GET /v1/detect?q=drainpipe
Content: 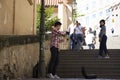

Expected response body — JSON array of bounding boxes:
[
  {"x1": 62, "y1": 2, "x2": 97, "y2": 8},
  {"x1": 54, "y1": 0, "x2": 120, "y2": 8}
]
[
  {"x1": 13, "y1": 0, "x2": 15, "y2": 34},
  {"x1": 33, "y1": 0, "x2": 35, "y2": 34}
]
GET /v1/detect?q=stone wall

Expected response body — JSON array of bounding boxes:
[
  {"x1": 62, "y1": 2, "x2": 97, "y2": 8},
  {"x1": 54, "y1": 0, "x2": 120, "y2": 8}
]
[
  {"x1": 0, "y1": 35, "x2": 51, "y2": 79},
  {"x1": 0, "y1": 35, "x2": 69, "y2": 79},
  {"x1": 0, "y1": 43, "x2": 39, "y2": 78}
]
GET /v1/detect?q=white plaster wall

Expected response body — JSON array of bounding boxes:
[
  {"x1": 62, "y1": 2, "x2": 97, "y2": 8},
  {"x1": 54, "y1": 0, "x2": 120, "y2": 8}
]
[{"x1": 58, "y1": 3, "x2": 64, "y2": 31}]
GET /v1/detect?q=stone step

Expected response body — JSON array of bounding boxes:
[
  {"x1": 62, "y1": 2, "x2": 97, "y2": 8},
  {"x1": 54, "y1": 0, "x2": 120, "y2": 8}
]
[
  {"x1": 59, "y1": 59, "x2": 120, "y2": 62},
  {"x1": 57, "y1": 73, "x2": 120, "y2": 79},
  {"x1": 57, "y1": 68, "x2": 120, "y2": 73},
  {"x1": 58, "y1": 64, "x2": 120, "y2": 68},
  {"x1": 59, "y1": 57, "x2": 120, "y2": 60},
  {"x1": 57, "y1": 50, "x2": 120, "y2": 78},
  {"x1": 60, "y1": 52, "x2": 120, "y2": 55},
  {"x1": 60, "y1": 50, "x2": 120, "y2": 55},
  {"x1": 60, "y1": 49, "x2": 120, "y2": 52},
  {"x1": 11, "y1": 78, "x2": 120, "y2": 80}
]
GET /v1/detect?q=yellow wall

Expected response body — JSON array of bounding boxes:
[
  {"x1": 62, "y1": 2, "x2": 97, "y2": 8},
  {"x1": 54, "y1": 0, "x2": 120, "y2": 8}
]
[
  {"x1": 0, "y1": 0, "x2": 36, "y2": 35},
  {"x1": 0, "y1": 0, "x2": 14, "y2": 35},
  {"x1": 14, "y1": 0, "x2": 36, "y2": 35}
]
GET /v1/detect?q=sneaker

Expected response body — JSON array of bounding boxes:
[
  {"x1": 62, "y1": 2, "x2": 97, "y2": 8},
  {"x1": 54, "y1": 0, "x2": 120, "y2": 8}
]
[
  {"x1": 47, "y1": 73, "x2": 54, "y2": 79},
  {"x1": 104, "y1": 55, "x2": 110, "y2": 59},
  {"x1": 54, "y1": 74, "x2": 60, "y2": 79}
]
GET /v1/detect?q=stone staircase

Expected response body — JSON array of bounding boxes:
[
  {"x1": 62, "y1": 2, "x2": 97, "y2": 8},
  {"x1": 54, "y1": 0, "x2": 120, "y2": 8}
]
[{"x1": 57, "y1": 49, "x2": 120, "y2": 79}]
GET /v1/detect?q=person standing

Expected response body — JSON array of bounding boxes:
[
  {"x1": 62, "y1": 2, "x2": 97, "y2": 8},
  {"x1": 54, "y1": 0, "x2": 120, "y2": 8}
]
[
  {"x1": 67, "y1": 22, "x2": 75, "y2": 49},
  {"x1": 98, "y1": 19, "x2": 110, "y2": 58},
  {"x1": 47, "y1": 21, "x2": 65, "y2": 79},
  {"x1": 86, "y1": 28, "x2": 96, "y2": 49},
  {"x1": 74, "y1": 21, "x2": 84, "y2": 50}
]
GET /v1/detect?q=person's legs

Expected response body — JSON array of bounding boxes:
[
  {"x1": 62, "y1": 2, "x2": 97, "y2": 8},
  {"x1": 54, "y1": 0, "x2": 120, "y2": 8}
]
[
  {"x1": 90, "y1": 44, "x2": 94, "y2": 50},
  {"x1": 88, "y1": 44, "x2": 92, "y2": 49},
  {"x1": 91, "y1": 44, "x2": 95, "y2": 49},
  {"x1": 76, "y1": 34, "x2": 81, "y2": 50},
  {"x1": 76, "y1": 34, "x2": 84, "y2": 50},
  {"x1": 52, "y1": 48, "x2": 59, "y2": 75},
  {"x1": 69, "y1": 34, "x2": 72, "y2": 49},
  {"x1": 102, "y1": 35, "x2": 109, "y2": 57},
  {"x1": 80, "y1": 34, "x2": 84, "y2": 45},
  {"x1": 79, "y1": 34, "x2": 84, "y2": 49},
  {"x1": 48, "y1": 46, "x2": 58, "y2": 75},
  {"x1": 99, "y1": 38, "x2": 104, "y2": 56},
  {"x1": 70, "y1": 34, "x2": 75, "y2": 49}
]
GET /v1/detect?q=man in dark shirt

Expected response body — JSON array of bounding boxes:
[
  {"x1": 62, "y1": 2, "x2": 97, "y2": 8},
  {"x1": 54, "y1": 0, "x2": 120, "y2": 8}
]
[{"x1": 98, "y1": 19, "x2": 109, "y2": 59}]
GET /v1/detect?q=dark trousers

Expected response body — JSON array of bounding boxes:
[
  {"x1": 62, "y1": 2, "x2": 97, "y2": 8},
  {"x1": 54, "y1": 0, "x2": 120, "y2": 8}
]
[
  {"x1": 48, "y1": 46, "x2": 59, "y2": 75},
  {"x1": 76, "y1": 34, "x2": 84, "y2": 50},
  {"x1": 70, "y1": 34, "x2": 76, "y2": 49},
  {"x1": 99, "y1": 35, "x2": 108, "y2": 56}
]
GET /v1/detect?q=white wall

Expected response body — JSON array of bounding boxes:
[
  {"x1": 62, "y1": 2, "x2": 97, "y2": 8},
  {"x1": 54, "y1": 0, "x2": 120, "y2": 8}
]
[
  {"x1": 76, "y1": 0, "x2": 120, "y2": 36},
  {"x1": 58, "y1": 3, "x2": 72, "y2": 31}
]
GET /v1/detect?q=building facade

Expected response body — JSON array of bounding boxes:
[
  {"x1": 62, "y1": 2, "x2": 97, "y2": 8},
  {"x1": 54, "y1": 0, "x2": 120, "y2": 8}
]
[
  {"x1": 76, "y1": 0, "x2": 120, "y2": 36},
  {"x1": 0, "y1": 0, "x2": 36, "y2": 35}
]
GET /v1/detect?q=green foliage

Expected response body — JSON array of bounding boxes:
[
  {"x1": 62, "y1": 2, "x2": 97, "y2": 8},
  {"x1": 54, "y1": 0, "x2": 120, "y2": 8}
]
[
  {"x1": 44, "y1": 7, "x2": 54, "y2": 21},
  {"x1": 36, "y1": 5, "x2": 59, "y2": 34},
  {"x1": 45, "y1": 17, "x2": 59, "y2": 31},
  {"x1": 72, "y1": 9, "x2": 85, "y2": 22},
  {"x1": 36, "y1": 5, "x2": 41, "y2": 30}
]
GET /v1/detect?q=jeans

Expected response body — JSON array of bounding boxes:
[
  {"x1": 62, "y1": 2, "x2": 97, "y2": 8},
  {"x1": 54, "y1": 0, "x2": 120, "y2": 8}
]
[
  {"x1": 99, "y1": 35, "x2": 108, "y2": 56},
  {"x1": 48, "y1": 46, "x2": 59, "y2": 75},
  {"x1": 76, "y1": 34, "x2": 84, "y2": 50},
  {"x1": 70, "y1": 34, "x2": 75, "y2": 49}
]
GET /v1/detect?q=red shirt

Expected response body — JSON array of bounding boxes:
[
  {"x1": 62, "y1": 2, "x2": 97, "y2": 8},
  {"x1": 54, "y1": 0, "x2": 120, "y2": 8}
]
[{"x1": 50, "y1": 29, "x2": 65, "y2": 48}]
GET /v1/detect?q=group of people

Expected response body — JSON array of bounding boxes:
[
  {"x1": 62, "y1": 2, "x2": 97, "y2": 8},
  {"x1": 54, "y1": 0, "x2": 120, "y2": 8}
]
[
  {"x1": 47, "y1": 19, "x2": 110, "y2": 79},
  {"x1": 68, "y1": 21, "x2": 96, "y2": 50},
  {"x1": 68, "y1": 21, "x2": 85, "y2": 50}
]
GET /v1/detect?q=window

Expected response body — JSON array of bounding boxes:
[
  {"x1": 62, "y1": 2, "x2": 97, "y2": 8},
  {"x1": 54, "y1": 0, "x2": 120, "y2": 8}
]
[
  {"x1": 86, "y1": 16, "x2": 89, "y2": 25},
  {"x1": 86, "y1": 4, "x2": 89, "y2": 10},
  {"x1": 106, "y1": 9, "x2": 110, "y2": 16},
  {"x1": 99, "y1": 11, "x2": 103, "y2": 16},
  {"x1": 92, "y1": 14, "x2": 96, "y2": 18},
  {"x1": 92, "y1": 1, "x2": 96, "y2": 8}
]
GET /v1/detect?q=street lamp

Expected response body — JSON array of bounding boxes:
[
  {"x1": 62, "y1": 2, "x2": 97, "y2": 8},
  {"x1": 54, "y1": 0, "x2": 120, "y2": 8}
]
[
  {"x1": 38, "y1": 0, "x2": 46, "y2": 78},
  {"x1": 72, "y1": 0, "x2": 77, "y2": 22}
]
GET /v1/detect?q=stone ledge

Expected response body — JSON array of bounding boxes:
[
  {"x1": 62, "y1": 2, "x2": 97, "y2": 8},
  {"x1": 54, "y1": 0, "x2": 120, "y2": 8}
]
[{"x1": 0, "y1": 35, "x2": 39, "y2": 50}]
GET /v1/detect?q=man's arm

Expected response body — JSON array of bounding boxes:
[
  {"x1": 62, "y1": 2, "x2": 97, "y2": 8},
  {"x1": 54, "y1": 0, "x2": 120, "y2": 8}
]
[{"x1": 53, "y1": 29, "x2": 66, "y2": 36}]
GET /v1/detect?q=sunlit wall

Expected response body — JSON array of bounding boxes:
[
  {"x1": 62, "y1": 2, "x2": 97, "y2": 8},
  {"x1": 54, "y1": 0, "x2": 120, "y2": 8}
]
[{"x1": 76, "y1": 0, "x2": 120, "y2": 36}]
